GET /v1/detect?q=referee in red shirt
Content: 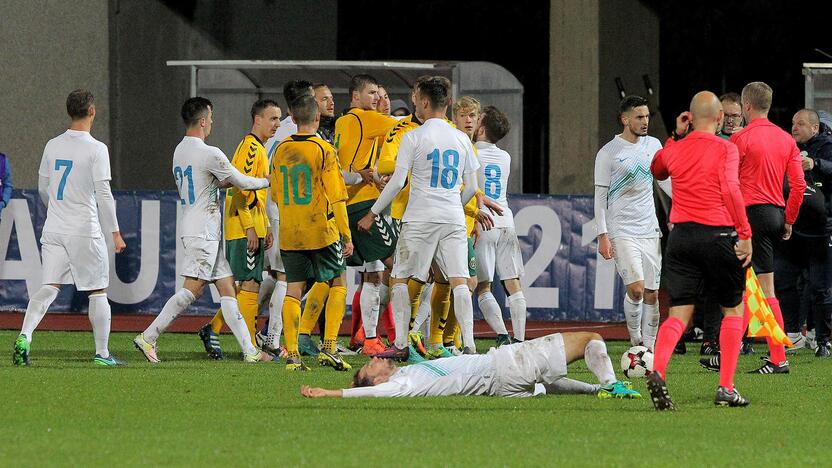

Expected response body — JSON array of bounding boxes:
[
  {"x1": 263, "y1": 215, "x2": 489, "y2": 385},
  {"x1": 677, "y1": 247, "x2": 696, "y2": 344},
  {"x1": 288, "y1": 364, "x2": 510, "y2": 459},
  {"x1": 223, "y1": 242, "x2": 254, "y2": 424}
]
[
  {"x1": 647, "y1": 91, "x2": 753, "y2": 410},
  {"x1": 701, "y1": 82, "x2": 806, "y2": 375}
]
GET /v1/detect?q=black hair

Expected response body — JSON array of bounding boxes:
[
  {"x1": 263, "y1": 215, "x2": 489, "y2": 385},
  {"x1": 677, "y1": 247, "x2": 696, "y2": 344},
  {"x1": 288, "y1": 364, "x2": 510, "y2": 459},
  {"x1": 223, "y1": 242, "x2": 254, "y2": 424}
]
[
  {"x1": 283, "y1": 80, "x2": 314, "y2": 108},
  {"x1": 180, "y1": 97, "x2": 213, "y2": 127},
  {"x1": 66, "y1": 89, "x2": 94, "y2": 120},
  {"x1": 480, "y1": 106, "x2": 511, "y2": 143},
  {"x1": 417, "y1": 76, "x2": 452, "y2": 110},
  {"x1": 618, "y1": 95, "x2": 649, "y2": 115},
  {"x1": 251, "y1": 99, "x2": 280, "y2": 121}
]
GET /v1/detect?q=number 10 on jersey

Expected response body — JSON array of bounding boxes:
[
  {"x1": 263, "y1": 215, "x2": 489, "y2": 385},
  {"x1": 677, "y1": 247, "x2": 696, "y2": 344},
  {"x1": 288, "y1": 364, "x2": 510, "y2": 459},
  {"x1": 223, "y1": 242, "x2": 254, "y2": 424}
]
[{"x1": 427, "y1": 148, "x2": 459, "y2": 189}]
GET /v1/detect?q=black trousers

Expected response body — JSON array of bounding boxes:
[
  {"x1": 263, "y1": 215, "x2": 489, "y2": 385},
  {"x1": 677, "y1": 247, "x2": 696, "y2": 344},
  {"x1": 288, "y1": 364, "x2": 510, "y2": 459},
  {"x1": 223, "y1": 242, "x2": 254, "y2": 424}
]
[{"x1": 774, "y1": 233, "x2": 832, "y2": 344}]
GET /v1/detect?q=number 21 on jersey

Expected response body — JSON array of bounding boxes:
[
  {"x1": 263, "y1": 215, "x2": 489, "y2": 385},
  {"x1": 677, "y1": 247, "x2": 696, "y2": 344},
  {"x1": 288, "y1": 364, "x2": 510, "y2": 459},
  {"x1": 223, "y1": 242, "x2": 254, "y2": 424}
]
[
  {"x1": 426, "y1": 148, "x2": 459, "y2": 189},
  {"x1": 173, "y1": 165, "x2": 195, "y2": 205}
]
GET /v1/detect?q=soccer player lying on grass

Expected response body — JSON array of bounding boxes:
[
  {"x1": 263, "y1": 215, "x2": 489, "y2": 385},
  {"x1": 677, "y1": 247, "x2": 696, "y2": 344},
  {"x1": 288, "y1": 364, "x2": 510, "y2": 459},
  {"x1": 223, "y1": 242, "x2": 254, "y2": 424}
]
[{"x1": 299, "y1": 332, "x2": 641, "y2": 399}]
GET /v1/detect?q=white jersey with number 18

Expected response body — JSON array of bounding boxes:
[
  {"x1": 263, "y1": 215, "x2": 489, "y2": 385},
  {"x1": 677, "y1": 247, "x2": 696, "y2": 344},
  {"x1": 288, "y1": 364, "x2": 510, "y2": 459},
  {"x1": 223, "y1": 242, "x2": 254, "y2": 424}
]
[
  {"x1": 38, "y1": 129, "x2": 111, "y2": 238},
  {"x1": 474, "y1": 141, "x2": 515, "y2": 229},
  {"x1": 396, "y1": 118, "x2": 480, "y2": 226}
]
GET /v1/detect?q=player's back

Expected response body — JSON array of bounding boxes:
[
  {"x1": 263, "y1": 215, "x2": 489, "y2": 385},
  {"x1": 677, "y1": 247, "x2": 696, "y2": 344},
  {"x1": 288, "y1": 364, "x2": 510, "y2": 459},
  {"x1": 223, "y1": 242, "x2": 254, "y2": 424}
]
[
  {"x1": 474, "y1": 140, "x2": 514, "y2": 228},
  {"x1": 401, "y1": 118, "x2": 478, "y2": 226},
  {"x1": 271, "y1": 134, "x2": 342, "y2": 251},
  {"x1": 39, "y1": 130, "x2": 110, "y2": 238},
  {"x1": 731, "y1": 118, "x2": 800, "y2": 206},
  {"x1": 172, "y1": 136, "x2": 229, "y2": 241}
]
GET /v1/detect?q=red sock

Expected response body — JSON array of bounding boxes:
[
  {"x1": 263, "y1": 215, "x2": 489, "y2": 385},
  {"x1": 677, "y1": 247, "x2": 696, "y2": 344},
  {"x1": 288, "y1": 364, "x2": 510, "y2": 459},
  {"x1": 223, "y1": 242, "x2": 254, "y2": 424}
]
[
  {"x1": 652, "y1": 316, "x2": 686, "y2": 379},
  {"x1": 382, "y1": 303, "x2": 396, "y2": 342},
  {"x1": 719, "y1": 315, "x2": 743, "y2": 391},
  {"x1": 767, "y1": 298, "x2": 786, "y2": 365},
  {"x1": 351, "y1": 289, "x2": 362, "y2": 340}
]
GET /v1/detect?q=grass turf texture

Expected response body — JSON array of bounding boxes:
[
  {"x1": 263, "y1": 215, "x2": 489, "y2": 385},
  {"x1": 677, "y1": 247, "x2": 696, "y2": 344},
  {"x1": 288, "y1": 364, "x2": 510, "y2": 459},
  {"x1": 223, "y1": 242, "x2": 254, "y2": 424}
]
[{"x1": 2, "y1": 331, "x2": 831, "y2": 466}]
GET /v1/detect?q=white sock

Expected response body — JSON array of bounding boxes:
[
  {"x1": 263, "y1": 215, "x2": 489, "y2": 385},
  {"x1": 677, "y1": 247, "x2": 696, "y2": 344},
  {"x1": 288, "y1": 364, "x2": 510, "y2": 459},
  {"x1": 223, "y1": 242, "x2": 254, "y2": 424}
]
[
  {"x1": 378, "y1": 282, "x2": 390, "y2": 311},
  {"x1": 267, "y1": 280, "x2": 287, "y2": 348},
  {"x1": 361, "y1": 282, "x2": 381, "y2": 339},
  {"x1": 392, "y1": 283, "x2": 410, "y2": 349},
  {"x1": 258, "y1": 275, "x2": 276, "y2": 314},
  {"x1": 144, "y1": 289, "x2": 195, "y2": 344},
  {"x1": 508, "y1": 291, "x2": 527, "y2": 341},
  {"x1": 453, "y1": 285, "x2": 475, "y2": 349},
  {"x1": 478, "y1": 291, "x2": 508, "y2": 335},
  {"x1": 412, "y1": 283, "x2": 432, "y2": 336},
  {"x1": 220, "y1": 296, "x2": 258, "y2": 355},
  {"x1": 20, "y1": 285, "x2": 60, "y2": 342},
  {"x1": 623, "y1": 293, "x2": 643, "y2": 346},
  {"x1": 415, "y1": 283, "x2": 434, "y2": 339},
  {"x1": 541, "y1": 378, "x2": 600, "y2": 395},
  {"x1": 88, "y1": 293, "x2": 112, "y2": 358},
  {"x1": 641, "y1": 300, "x2": 660, "y2": 349},
  {"x1": 585, "y1": 339, "x2": 617, "y2": 386}
]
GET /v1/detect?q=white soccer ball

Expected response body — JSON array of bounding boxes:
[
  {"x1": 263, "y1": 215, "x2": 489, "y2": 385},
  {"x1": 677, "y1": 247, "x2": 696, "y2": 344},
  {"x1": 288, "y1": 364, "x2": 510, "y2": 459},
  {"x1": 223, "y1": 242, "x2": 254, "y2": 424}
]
[{"x1": 620, "y1": 345, "x2": 654, "y2": 379}]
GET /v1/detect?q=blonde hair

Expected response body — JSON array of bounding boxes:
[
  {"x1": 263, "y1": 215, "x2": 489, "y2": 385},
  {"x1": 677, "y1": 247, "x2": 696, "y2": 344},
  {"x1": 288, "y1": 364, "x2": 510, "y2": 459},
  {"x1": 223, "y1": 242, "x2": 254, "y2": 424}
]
[
  {"x1": 452, "y1": 95, "x2": 481, "y2": 116},
  {"x1": 741, "y1": 82, "x2": 773, "y2": 112}
]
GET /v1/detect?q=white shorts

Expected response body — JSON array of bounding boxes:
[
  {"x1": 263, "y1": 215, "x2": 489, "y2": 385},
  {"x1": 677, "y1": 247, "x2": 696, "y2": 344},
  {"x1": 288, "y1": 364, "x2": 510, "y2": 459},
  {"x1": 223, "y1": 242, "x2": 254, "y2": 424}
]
[
  {"x1": 475, "y1": 227, "x2": 525, "y2": 283},
  {"x1": 264, "y1": 219, "x2": 284, "y2": 273},
  {"x1": 40, "y1": 232, "x2": 109, "y2": 291},
  {"x1": 491, "y1": 333, "x2": 567, "y2": 397},
  {"x1": 180, "y1": 236, "x2": 233, "y2": 282},
  {"x1": 610, "y1": 237, "x2": 661, "y2": 290},
  {"x1": 392, "y1": 222, "x2": 468, "y2": 282}
]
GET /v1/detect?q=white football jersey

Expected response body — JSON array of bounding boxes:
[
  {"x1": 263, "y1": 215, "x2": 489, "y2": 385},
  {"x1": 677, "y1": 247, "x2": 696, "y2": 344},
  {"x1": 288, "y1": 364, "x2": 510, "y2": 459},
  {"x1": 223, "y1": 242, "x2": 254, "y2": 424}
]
[
  {"x1": 474, "y1": 141, "x2": 514, "y2": 228},
  {"x1": 39, "y1": 130, "x2": 111, "y2": 238},
  {"x1": 172, "y1": 136, "x2": 236, "y2": 240},
  {"x1": 396, "y1": 118, "x2": 480, "y2": 226},
  {"x1": 264, "y1": 115, "x2": 297, "y2": 163},
  {"x1": 594, "y1": 135, "x2": 663, "y2": 239}
]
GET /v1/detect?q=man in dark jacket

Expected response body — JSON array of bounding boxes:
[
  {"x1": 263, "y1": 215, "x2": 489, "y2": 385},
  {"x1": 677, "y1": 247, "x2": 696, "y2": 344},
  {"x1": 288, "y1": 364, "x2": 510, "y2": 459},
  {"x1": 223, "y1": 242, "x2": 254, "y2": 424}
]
[{"x1": 779, "y1": 109, "x2": 832, "y2": 357}]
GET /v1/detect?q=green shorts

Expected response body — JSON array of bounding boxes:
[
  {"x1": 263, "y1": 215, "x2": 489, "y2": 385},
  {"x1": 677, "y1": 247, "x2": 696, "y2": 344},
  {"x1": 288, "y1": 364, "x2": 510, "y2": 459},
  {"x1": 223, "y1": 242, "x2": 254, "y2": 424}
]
[
  {"x1": 468, "y1": 236, "x2": 477, "y2": 277},
  {"x1": 226, "y1": 238, "x2": 265, "y2": 283},
  {"x1": 347, "y1": 200, "x2": 397, "y2": 266},
  {"x1": 281, "y1": 242, "x2": 346, "y2": 283}
]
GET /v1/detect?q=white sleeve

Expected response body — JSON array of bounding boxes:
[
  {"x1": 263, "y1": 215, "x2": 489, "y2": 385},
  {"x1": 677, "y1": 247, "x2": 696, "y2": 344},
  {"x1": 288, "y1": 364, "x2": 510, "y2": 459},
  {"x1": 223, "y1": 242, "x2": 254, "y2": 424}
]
[
  {"x1": 370, "y1": 166, "x2": 407, "y2": 215},
  {"x1": 94, "y1": 179, "x2": 119, "y2": 233},
  {"x1": 394, "y1": 133, "x2": 417, "y2": 171},
  {"x1": 341, "y1": 170, "x2": 363, "y2": 185},
  {"x1": 92, "y1": 145, "x2": 112, "y2": 182},
  {"x1": 459, "y1": 141, "x2": 479, "y2": 204},
  {"x1": 266, "y1": 195, "x2": 279, "y2": 221},
  {"x1": 594, "y1": 185, "x2": 609, "y2": 236},
  {"x1": 38, "y1": 175, "x2": 50, "y2": 207},
  {"x1": 209, "y1": 150, "x2": 269, "y2": 190},
  {"x1": 342, "y1": 381, "x2": 407, "y2": 398},
  {"x1": 594, "y1": 148, "x2": 611, "y2": 187},
  {"x1": 657, "y1": 177, "x2": 672, "y2": 198}
]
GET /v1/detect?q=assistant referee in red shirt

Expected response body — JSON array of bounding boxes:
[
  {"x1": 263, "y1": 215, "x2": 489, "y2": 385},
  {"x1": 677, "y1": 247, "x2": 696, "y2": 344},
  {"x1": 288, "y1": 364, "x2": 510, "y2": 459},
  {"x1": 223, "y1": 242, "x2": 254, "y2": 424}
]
[{"x1": 647, "y1": 91, "x2": 753, "y2": 410}]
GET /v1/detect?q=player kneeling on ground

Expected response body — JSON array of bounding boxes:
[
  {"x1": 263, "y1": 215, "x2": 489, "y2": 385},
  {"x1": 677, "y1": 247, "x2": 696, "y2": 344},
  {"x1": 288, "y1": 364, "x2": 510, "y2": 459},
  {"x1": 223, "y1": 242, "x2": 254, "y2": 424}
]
[{"x1": 300, "y1": 332, "x2": 640, "y2": 399}]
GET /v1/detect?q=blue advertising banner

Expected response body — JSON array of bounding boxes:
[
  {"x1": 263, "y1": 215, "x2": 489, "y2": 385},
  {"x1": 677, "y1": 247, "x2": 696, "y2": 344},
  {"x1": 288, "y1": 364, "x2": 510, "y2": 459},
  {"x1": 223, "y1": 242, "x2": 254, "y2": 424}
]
[{"x1": 0, "y1": 190, "x2": 625, "y2": 320}]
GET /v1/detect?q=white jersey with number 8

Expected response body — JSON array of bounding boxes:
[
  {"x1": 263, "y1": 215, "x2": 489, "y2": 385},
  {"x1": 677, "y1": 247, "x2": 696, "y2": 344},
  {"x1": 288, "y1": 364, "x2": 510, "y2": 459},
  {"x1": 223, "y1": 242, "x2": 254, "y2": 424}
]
[{"x1": 474, "y1": 141, "x2": 514, "y2": 229}]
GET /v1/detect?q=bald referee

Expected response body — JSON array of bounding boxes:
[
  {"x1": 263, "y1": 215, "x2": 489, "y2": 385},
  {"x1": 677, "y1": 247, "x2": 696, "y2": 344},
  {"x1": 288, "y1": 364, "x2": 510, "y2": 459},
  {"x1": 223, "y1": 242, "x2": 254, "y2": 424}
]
[{"x1": 646, "y1": 91, "x2": 753, "y2": 410}]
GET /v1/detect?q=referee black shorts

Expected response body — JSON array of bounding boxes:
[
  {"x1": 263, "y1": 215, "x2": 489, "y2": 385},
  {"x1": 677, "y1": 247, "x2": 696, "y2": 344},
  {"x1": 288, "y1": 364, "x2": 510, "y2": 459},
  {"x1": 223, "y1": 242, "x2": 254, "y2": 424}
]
[
  {"x1": 663, "y1": 223, "x2": 746, "y2": 309},
  {"x1": 746, "y1": 204, "x2": 785, "y2": 274}
]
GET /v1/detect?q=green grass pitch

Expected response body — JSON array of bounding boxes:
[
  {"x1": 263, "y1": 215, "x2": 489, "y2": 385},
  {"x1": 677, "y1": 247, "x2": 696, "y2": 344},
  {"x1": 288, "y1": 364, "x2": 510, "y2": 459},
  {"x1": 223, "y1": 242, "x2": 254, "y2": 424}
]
[{"x1": 1, "y1": 330, "x2": 831, "y2": 466}]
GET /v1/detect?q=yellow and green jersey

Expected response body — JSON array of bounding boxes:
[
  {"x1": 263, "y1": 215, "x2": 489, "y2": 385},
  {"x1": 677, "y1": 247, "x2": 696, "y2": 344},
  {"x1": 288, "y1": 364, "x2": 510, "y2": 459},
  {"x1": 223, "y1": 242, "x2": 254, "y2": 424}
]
[
  {"x1": 224, "y1": 133, "x2": 270, "y2": 240},
  {"x1": 334, "y1": 107, "x2": 398, "y2": 206},
  {"x1": 271, "y1": 134, "x2": 349, "y2": 251}
]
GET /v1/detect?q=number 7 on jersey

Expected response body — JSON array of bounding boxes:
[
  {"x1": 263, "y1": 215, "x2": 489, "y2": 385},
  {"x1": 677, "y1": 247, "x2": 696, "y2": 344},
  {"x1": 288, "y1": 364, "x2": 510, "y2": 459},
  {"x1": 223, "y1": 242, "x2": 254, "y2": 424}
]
[{"x1": 54, "y1": 159, "x2": 73, "y2": 200}]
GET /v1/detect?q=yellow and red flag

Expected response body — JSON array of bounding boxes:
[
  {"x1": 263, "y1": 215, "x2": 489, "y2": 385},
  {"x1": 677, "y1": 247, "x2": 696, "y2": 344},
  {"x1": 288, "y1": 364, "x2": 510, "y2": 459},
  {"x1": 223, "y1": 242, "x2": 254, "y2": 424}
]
[{"x1": 744, "y1": 268, "x2": 793, "y2": 347}]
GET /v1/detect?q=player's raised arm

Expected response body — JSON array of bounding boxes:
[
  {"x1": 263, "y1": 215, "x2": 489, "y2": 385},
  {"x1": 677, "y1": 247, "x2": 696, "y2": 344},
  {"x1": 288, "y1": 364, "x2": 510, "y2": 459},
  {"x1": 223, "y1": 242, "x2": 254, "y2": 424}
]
[
  {"x1": 459, "y1": 140, "x2": 480, "y2": 205},
  {"x1": 359, "y1": 132, "x2": 415, "y2": 232}
]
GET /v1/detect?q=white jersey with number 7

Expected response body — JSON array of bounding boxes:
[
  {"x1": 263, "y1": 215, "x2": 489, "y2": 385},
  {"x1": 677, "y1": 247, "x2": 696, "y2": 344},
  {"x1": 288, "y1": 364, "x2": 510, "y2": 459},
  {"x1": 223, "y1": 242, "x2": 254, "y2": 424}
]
[{"x1": 395, "y1": 118, "x2": 480, "y2": 226}]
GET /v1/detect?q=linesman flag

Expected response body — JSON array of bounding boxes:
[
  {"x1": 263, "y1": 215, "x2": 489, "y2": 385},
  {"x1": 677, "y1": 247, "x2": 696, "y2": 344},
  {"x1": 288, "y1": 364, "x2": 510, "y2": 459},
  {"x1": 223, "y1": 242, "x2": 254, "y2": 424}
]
[{"x1": 744, "y1": 268, "x2": 793, "y2": 347}]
